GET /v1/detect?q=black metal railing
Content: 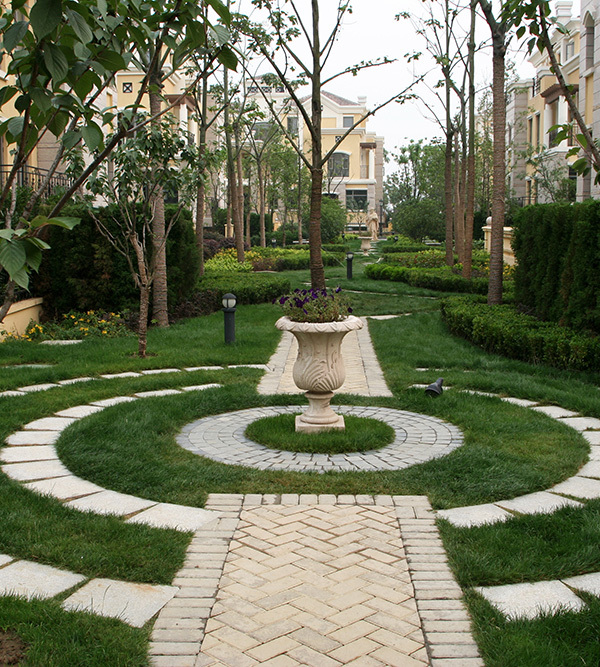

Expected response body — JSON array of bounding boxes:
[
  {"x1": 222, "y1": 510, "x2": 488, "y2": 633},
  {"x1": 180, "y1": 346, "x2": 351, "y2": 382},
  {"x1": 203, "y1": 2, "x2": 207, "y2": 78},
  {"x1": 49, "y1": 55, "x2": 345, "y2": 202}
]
[{"x1": 0, "y1": 165, "x2": 73, "y2": 194}]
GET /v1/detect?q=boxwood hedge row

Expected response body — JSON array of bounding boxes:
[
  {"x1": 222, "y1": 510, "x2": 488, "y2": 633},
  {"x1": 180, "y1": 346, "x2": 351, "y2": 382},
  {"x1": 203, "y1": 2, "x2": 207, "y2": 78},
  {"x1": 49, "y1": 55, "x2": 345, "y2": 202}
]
[
  {"x1": 440, "y1": 296, "x2": 600, "y2": 371},
  {"x1": 364, "y1": 263, "x2": 489, "y2": 294}
]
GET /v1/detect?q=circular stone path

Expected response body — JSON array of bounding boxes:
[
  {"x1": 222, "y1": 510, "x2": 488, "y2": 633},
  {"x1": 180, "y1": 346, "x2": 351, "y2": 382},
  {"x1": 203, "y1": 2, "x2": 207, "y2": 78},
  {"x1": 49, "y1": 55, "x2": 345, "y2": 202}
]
[{"x1": 176, "y1": 405, "x2": 463, "y2": 473}]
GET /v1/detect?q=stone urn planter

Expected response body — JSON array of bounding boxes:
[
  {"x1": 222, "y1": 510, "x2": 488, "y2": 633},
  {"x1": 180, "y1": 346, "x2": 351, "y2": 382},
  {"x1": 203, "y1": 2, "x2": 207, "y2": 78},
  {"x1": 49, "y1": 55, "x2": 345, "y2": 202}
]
[
  {"x1": 276, "y1": 315, "x2": 363, "y2": 433},
  {"x1": 359, "y1": 236, "x2": 372, "y2": 255}
]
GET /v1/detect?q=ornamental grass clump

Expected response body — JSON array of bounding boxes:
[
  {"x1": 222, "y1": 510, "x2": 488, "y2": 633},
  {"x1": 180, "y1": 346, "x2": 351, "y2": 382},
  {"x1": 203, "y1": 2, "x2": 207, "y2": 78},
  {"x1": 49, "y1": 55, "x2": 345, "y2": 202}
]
[{"x1": 276, "y1": 287, "x2": 352, "y2": 323}]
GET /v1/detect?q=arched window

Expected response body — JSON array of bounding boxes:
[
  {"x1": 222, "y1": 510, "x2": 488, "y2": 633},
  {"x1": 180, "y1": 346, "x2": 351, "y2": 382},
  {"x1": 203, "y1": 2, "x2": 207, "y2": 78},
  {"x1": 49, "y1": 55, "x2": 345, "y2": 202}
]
[
  {"x1": 328, "y1": 152, "x2": 349, "y2": 178},
  {"x1": 584, "y1": 13, "x2": 595, "y2": 70}
]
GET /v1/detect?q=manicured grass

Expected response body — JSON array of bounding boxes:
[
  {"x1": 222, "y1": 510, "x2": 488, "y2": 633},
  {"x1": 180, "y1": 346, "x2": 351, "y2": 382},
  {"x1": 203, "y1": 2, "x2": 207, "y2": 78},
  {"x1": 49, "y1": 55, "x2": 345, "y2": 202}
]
[
  {"x1": 0, "y1": 597, "x2": 149, "y2": 667},
  {"x1": 440, "y1": 500, "x2": 600, "y2": 587},
  {"x1": 245, "y1": 414, "x2": 395, "y2": 453},
  {"x1": 56, "y1": 384, "x2": 586, "y2": 509},
  {"x1": 466, "y1": 591, "x2": 600, "y2": 667}
]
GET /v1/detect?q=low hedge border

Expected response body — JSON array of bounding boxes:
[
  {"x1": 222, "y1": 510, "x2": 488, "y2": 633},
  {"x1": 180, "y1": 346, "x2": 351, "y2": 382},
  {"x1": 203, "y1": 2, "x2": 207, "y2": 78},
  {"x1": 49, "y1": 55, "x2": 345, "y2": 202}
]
[
  {"x1": 364, "y1": 263, "x2": 489, "y2": 294},
  {"x1": 171, "y1": 274, "x2": 290, "y2": 320},
  {"x1": 378, "y1": 242, "x2": 430, "y2": 253},
  {"x1": 440, "y1": 296, "x2": 600, "y2": 371}
]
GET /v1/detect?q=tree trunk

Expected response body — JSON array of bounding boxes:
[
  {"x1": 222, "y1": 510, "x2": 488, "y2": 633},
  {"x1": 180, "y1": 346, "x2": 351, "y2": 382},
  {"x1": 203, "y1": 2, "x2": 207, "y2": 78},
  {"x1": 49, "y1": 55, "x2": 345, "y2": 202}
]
[
  {"x1": 297, "y1": 156, "x2": 303, "y2": 245},
  {"x1": 0, "y1": 280, "x2": 16, "y2": 324},
  {"x1": 444, "y1": 127, "x2": 454, "y2": 266},
  {"x1": 196, "y1": 181, "x2": 205, "y2": 277},
  {"x1": 235, "y1": 146, "x2": 245, "y2": 260},
  {"x1": 488, "y1": 40, "x2": 506, "y2": 305},
  {"x1": 131, "y1": 234, "x2": 150, "y2": 357},
  {"x1": 454, "y1": 132, "x2": 465, "y2": 264},
  {"x1": 149, "y1": 75, "x2": 168, "y2": 327},
  {"x1": 309, "y1": 0, "x2": 325, "y2": 290},
  {"x1": 463, "y1": 0, "x2": 476, "y2": 281},
  {"x1": 258, "y1": 162, "x2": 266, "y2": 247}
]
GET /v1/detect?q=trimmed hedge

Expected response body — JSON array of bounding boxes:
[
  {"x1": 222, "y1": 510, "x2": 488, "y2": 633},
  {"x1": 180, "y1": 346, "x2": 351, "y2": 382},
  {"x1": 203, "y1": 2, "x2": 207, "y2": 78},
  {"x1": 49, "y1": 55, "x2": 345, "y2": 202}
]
[
  {"x1": 379, "y1": 240, "x2": 430, "y2": 253},
  {"x1": 440, "y1": 296, "x2": 600, "y2": 371},
  {"x1": 171, "y1": 273, "x2": 290, "y2": 320},
  {"x1": 364, "y1": 263, "x2": 489, "y2": 294},
  {"x1": 512, "y1": 201, "x2": 600, "y2": 334},
  {"x1": 32, "y1": 204, "x2": 200, "y2": 318}
]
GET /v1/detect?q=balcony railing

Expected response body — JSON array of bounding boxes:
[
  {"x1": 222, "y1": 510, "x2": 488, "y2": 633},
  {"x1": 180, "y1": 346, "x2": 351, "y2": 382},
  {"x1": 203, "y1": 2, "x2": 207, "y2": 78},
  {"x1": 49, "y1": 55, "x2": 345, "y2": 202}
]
[{"x1": 0, "y1": 165, "x2": 72, "y2": 194}]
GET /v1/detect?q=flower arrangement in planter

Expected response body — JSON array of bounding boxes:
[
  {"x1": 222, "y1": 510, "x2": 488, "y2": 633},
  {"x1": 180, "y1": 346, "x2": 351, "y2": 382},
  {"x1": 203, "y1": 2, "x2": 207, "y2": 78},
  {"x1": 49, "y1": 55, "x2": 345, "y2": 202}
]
[
  {"x1": 275, "y1": 287, "x2": 362, "y2": 433},
  {"x1": 276, "y1": 287, "x2": 352, "y2": 323}
]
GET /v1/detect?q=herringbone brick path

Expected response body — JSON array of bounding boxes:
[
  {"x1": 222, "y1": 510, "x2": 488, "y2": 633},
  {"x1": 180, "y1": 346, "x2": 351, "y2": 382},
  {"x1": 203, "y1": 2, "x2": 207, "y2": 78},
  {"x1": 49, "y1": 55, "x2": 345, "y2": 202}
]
[{"x1": 198, "y1": 503, "x2": 427, "y2": 666}]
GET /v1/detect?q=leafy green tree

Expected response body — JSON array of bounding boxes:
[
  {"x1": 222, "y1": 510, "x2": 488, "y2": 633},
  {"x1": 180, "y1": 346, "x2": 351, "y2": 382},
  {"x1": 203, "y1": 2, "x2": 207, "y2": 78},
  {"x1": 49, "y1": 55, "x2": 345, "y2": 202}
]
[
  {"x1": 0, "y1": 0, "x2": 236, "y2": 322},
  {"x1": 304, "y1": 197, "x2": 346, "y2": 244},
  {"x1": 86, "y1": 117, "x2": 193, "y2": 357}
]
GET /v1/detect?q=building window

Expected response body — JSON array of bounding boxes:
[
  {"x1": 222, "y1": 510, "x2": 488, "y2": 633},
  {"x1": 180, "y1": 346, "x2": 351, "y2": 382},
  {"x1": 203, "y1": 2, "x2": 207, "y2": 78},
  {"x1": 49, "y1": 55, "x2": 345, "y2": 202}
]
[
  {"x1": 535, "y1": 114, "x2": 541, "y2": 148},
  {"x1": 343, "y1": 115, "x2": 353, "y2": 128},
  {"x1": 565, "y1": 40, "x2": 575, "y2": 61},
  {"x1": 287, "y1": 116, "x2": 298, "y2": 135},
  {"x1": 586, "y1": 19, "x2": 595, "y2": 70},
  {"x1": 122, "y1": 82, "x2": 133, "y2": 93},
  {"x1": 528, "y1": 117, "x2": 533, "y2": 144},
  {"x1": 328, "y1": 152, "x2": 349, "y2": 178},
  {"x1": 346, "y1": 189, "x2": 368, "y2": 211}
]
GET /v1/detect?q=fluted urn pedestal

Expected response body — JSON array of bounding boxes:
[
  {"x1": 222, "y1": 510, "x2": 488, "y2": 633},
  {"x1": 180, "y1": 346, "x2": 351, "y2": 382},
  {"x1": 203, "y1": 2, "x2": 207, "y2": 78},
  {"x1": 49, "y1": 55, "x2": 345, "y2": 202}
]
[{"x1": 276, "y1": 315, "x2": 363, "y2": 433}]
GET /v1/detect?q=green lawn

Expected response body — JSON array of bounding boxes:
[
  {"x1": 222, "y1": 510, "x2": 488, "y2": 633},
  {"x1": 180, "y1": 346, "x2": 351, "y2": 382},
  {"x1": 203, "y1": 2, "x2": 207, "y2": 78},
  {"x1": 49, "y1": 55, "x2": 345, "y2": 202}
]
[{"x1": 2, "y1": 255, "x2": 600, "y2": 665}]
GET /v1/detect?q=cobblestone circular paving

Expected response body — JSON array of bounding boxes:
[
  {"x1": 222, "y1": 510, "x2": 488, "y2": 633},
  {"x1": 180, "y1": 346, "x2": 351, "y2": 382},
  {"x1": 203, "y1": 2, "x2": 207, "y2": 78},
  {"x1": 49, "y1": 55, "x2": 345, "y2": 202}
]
[{"x1": 177, "y1": 406, "x2": 464, "y2": 473}]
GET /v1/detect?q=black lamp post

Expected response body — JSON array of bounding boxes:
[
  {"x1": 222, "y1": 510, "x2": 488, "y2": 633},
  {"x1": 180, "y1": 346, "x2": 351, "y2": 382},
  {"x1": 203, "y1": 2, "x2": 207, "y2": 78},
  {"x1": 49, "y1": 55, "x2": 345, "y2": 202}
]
[
  {"x1": 346, "y1": 251, "x2": 354, "y2": 280},
  {"x1": 394, "y1": 234, "x2": 399, "y2": 243},
  {"x1": 379, "y1": 199, "x2": 384, "y2": 236},
  {"x1": 271, "y1": 237, "x2": 277, "y2": 248},
  {"x1": 222, "y1": 293, "x2": 237, "y2": 344}
]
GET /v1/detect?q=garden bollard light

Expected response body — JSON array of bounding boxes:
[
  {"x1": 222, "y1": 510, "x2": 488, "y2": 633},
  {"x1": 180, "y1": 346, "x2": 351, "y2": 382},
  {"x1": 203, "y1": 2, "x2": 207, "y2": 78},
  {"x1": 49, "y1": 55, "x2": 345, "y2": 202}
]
[
  {"x1": 271, "y1": 238, "x2": 277, "y2": 248},
  {"x1": 346, "y1": 251, "x2": 354, "y2": 280},
  {"x1": 222, "y1": 293, "x2": 237, "y2": 344}
]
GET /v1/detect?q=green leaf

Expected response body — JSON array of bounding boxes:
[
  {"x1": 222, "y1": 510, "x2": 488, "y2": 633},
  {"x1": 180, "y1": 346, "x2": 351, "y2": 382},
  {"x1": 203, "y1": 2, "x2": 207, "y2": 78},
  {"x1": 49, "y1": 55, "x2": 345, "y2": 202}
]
[
  {"x1": 62, "y1": 129, "x2": 80, "y2": 149},
  {"x1": 43, "y1": 43, "x2": 69, "y2": 82},
  {"x1": 216, "y1": 47, "x2": 237, "y2": 72},
  {"x1": 81, "y1": 122, "x2": 103, "y2": 151},
  {"x1": 206, "y1": 0, "x2": 231, "y2": 24},
  {"x1": 10, "y1": 265, "x2": 29, "y2": 289},
  {"x1": 47, "y1": 216, "x2": 80, "y2": 229},
  {"x1": 0, "y1": 229, "x2": 13, "y2": 240},
  {"x1": 47, "y1": 110, "x2": 69, "y2": 137},
  {"x1": 14, "y1": 93, "x2": 30, "y2": 113},
  {"x1": 211, "y1": 24, "x2": 229, "y2": 46},
  {"x1": 95, "y1": 50, "x2": 126, "y2": 72},
  {"x1": 74, "y1": 42, "x2": 91, "y2": 60},
  {"x1": 2, "y1": 20, "x2": 29, "y2": 51},
  {"x1": 24, "y1": 239, "x2": 42, "y2": 271},
  {"x1": 65, "y1": 7, "x2": 93, "y2": 43},
  {"x1": 73, "y1": 70, "x2": 97, "y2": 100},
  {"x1": 7, "y1": 116, "x2": 24, "y2": 137},
  {"x1": 0, "y1": 238, "x2": 27, "y2": 276},
  {"x1": 0, "y1": 86, "x2": 18, "y2": 106},
  {"x1": 29, "y1": 87, "x2": 51, "y2": 112},
  {"x1": 30, "y1": 0, "x2": 62, "y2": 39},
  {"x1": 28, "y1": 237, "x2": 50, "y2": 250}
]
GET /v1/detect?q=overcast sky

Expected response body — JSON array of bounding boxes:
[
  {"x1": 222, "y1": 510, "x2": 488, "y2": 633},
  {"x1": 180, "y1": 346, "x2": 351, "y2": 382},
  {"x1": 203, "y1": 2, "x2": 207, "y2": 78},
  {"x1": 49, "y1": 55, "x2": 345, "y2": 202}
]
[{"x1": 235, "y1": 0, "x2": 544, "y2": 166}]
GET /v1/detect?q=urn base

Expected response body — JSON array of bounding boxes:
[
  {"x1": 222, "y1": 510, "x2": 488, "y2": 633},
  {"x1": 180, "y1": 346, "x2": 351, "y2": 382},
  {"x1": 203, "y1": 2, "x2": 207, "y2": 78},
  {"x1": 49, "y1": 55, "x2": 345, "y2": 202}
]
[
  {"x1": 296, "y1": 391, "x2": 345, "y2": 433},
  {"x1": 295, "y1": 414, "x2": 345, "y2": 433}
]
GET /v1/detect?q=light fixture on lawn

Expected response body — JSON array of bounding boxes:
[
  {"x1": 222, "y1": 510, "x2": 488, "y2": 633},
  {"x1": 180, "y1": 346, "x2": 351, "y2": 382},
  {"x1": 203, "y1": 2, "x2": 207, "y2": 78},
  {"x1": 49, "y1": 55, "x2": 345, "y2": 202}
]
[
  {"x1": 271, "y1": 238, "x2": 277, "y2": 248},
  {"x1": 425, "y1": 377, "x2": 444, "y2": 397},
  {"x1": 222, "y1": 293, "x2": 237, "y2": 344},
  {"x1": 346, "y1": 251, "x2": 354, "y2": 280}
]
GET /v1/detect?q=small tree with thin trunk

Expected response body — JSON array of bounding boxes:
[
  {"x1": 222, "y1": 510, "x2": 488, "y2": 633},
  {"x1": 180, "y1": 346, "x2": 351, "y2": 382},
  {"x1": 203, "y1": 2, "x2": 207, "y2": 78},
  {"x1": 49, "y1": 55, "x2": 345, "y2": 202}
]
[
  {"x1": 247, "y1": 0, "x2": 415, "y2": 289},
  {"x1": 86, "y1": 118, "x2": 192, "y2": 357}
]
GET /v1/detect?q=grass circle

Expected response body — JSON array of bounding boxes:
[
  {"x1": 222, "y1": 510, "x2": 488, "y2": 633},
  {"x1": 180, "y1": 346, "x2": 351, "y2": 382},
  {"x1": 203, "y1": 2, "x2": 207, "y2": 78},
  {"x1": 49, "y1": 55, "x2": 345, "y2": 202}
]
[{"x1": 245, "y1": 413, "x2": 396, "y2": 454}]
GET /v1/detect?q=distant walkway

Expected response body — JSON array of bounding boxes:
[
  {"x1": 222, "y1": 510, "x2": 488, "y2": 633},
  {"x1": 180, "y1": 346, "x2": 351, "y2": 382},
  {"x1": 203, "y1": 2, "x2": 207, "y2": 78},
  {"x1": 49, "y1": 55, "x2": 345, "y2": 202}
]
[{"x1": 257, "y1": 316, "x2": 394, "y2": 397}]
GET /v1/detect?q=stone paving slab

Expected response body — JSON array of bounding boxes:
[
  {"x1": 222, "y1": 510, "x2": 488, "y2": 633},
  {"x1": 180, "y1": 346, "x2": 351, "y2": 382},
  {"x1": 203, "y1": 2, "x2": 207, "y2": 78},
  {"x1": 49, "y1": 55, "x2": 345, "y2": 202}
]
[
  {"x1": 62, "y1": 578, "x2": 178, "y2": 627},
  {"x1": 551, "y1": 476, "x2": 600, "y2": 499},
  {"x1": 496, "y1": 491, "x2": 583, "y2": 515},
  {"x1": 24, "y1": 475, "x2": 105, "y2": 500},
  {"x1": 500, "y1": 397, "x2": 539, "y2": 407},
  {"x1": 5, "y1": 430, "x2": 60, "y2": 445},
  {"x1": 57, "y1": 377, "x2": 95, "y2": 385},
  {"x1": 55, "y1": 405, "x2": 105, "y2": 418},
  {"x1": 576, "y1": 461, "x2": 600, "y2": 479},
  {"x1": 0, "y1": 560, "x2": 85, "y2": 600},
  {"x1": 0, "y1": 445, "x2": 58, "y2": 463},
  {"x1": 436, "y1": 503, "x2": 512, "y2": 528},
  {"x1": 65, "y1": 489, "x2": 157, "y2": 516},
  {"x1": 2, "y1": 460, "x2": 71, "y2": 481},
  {"x1": 560, "y1": 417, "x2": 600, "y2": 431},
  {"x1": 126, "y1": 503, "x2": 218, "y2": 531},
  {"x1": 530, "y1": 405, "x2": 580, "y2": 418},
  {"x1": 475, "y1": 580, "x2": 585, "y2": 620},
  {"x1": 90, "y1": 396, "x2": 138, "y2": 407},
  {"x1": 562, "y1": 572, "x2": 600, "y2": 596},
  {"x1": 17, "y1": 383, "x2": 59, "y2": 393},
  {"x1": 23, "y1": 416, "x2": 76, "y2": 431}
]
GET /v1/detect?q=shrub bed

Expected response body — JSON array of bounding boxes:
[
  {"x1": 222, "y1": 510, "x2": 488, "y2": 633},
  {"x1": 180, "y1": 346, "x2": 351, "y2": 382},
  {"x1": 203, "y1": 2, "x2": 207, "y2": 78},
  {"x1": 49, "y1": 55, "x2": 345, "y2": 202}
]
[
  {"x1": 379, "y1": 236, "x2": 429, "y2": 253},
  {"x1": 365, "y1": 263, "x2": 489, "y2": 294},
  {"x1": 172, "y1": 274, "x2": 290, "y2": 320},
  {"x1": 440, "y1": 296, "x2": 600, "y2": 371}
]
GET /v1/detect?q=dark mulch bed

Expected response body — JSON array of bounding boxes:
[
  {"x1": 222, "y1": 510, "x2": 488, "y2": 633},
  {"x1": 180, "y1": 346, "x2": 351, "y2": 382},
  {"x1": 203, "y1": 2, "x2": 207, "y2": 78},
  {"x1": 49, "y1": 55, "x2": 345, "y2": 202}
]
[{"x1": 0, "y1": 630, "x2": 27, "y2": 666}]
